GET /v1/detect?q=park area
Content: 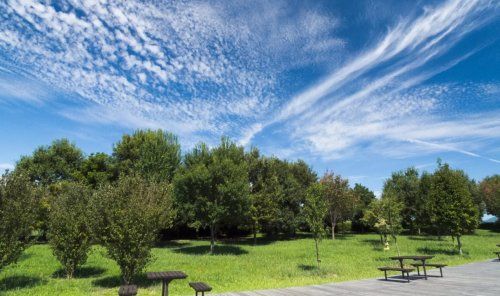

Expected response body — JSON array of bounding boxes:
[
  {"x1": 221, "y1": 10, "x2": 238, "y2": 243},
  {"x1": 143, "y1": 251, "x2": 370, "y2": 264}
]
[{"x1": 1, "y1": 230, "x2": 499, "y2": 295}]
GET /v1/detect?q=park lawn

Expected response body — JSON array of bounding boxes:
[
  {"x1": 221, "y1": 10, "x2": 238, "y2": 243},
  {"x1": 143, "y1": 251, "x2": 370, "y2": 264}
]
[{"x1": 1, "y1": 229, "x2": 499, "y2": 296}]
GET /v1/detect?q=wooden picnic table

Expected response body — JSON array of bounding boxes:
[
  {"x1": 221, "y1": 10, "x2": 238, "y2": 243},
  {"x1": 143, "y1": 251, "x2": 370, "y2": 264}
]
[
  {"x1": 147, "y1": 271, "x2": 187, "y2": 296},
  {"x1": 390, "y1": 255, "x2": 434, "y2": 280},
  {"x1": 497, "y1": 244, "x2": 500, "y2": 247}
]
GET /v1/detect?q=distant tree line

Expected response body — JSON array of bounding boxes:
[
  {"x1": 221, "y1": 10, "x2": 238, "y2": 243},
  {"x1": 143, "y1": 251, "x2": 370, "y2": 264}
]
[{"x1": 1, "y1": 129, "x2": 498, "y2": 281}]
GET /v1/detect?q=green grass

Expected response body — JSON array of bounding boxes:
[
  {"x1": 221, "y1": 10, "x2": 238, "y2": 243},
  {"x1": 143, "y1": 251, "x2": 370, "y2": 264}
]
[{"x1": 1, "y1": 229, "x2": 499, "y2": 295}]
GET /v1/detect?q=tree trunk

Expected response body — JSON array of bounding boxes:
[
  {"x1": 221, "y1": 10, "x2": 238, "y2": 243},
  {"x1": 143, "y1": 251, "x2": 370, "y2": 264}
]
[
  {"x1": 331, "y1": 221, "x2": 336, "y2": 240},
  {"x1": 315, "y1": 238, "x2": 320, "y2": 269},
  {"x1": 210, "y1": 224, "x2": 216, "y2": 254},
  {"x1": 457, "y1": 235, "x2": 463, "y2": 255},
  {"x1": 253, "y1": 222, "x2": 257, "y2": 246},
  {"x1": 380, "y1": 234, "x2": 384, "y2": 244}
]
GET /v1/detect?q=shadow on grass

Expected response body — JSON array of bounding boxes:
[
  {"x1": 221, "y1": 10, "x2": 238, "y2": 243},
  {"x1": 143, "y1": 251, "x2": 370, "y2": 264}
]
[
  {"x1": 52, "y1": 266, "x2": 106, "y2": 279},
  {"x1": 417, "y1": 247, "x2": 463, "y2": 256},
  {"x1": 155, "y1": 240, "x2": 192, "y2": 248},
  {"x1": 173, "y1": 245, "x2": 248, "y2": 255},
  {"x1": 92, "y1": 273, "x2": 158, "y2": 289},
  {"x1": 361, "y1": 239, "x2": 384, "y2": 251},
  {"x1": 297, "y1": 264, "x2": 317, "y2": 271},
  {"x1": 408, "y1": 236, "x2": 443, "y2": 241},
  {"x1": 0, "y1": 275, "x2": 47, "y2": 291}
]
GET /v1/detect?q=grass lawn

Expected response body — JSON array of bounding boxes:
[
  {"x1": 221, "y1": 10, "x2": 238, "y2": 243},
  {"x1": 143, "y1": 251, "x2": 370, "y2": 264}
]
[{"x1": 1, "y1": 229, "x2": 499, "y2": 295}]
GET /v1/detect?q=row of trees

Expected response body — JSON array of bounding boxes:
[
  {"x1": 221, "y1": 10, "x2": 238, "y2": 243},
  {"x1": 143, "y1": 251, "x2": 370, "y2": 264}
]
[{"x1": 1, "y1": 129, "x2": 498, "y2": 281}]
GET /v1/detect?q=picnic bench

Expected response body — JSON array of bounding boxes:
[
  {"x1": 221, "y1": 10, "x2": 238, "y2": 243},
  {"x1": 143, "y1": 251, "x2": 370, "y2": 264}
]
[
  {"x1": 411, "y1": 262, "x2": 447, "y2": 277},
  {"x1": 390, "y1": 255, "x2": 433, "y2": 280},
  {"x1": 378, "y1": 267, "x2": 414, "y2": 282},
  {"x1": 189, "y1": 282, "x2": 212, "y2": 296},
  {"x1": 494, "y1": 251, "x2": 500, "y2": 260},
  {"x1": 147, "y1": 271, "x2": 187, "y2": 296},
  {"x1": 118, "y1": 285, "x2": 137, "y2": 296}
]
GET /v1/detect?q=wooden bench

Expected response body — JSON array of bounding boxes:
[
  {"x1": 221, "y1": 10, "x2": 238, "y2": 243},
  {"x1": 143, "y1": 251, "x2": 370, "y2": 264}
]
[
  {"x1": 411, "y1": 262, "x2": 447, "y2": 277},
  {"x1": 189, "y1": 282, "x2": 212, "y2": 296},
  {"x1": 378, "y1": 267, "x2": 415, "y2": 282},
  {"x1": 118, "y1": 285, "x2": 137, "y2": 296}
]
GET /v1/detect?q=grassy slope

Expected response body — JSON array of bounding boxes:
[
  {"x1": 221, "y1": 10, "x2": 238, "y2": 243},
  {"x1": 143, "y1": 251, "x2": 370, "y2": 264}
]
[{"x1": 1, "y1": 230, "x2": 499, "y2": 296}]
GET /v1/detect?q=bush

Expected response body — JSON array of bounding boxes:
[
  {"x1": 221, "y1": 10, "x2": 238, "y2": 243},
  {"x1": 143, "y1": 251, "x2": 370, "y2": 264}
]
[
  {"x1": 0, "y1": 172, "x2": 39, "y2": 271},
  {"x1": 91, "y1": 175, "x2": 173, "y2": 284},
  {"x1": 47, "y1": 182, "x2": 93, "y2": 278}
]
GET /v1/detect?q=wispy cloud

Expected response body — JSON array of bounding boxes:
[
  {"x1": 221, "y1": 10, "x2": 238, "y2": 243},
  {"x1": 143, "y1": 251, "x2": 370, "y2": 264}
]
[{"x1": 247, "y1": 0, "x2": 500, "y2": 163}]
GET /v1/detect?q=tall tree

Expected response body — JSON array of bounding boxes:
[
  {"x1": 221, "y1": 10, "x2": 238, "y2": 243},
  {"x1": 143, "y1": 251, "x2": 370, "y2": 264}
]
[
  {"x1": 351, "y1": 183, "x2": 376, "y2": 232},
  {"x1": 80, "y1": 152, "x2": 116, "y2": 188},
  {"x1": 113, "y1": 129, "x2": 181, "y2": 182},
  {"x1": 382, "y1": 167, "x2": 420, "y2": 233},
  {"x1": 428, "y1": 162, "x2": 479, "y2": 254},
  {"x1": 174, "y1": 138, "x2": 250, "y2": 254},
  {"x1": 304, "y1": 183, "x2": 328, "y2": 268},
  {"x1": 0, "y1": 172, "x2": 40, "y2": 271},
  {"x1": 16, "y1": 139, "x2": 84, "y2": 186},
  {"x1": 479, "y1": 175, "x2": 500, "y2": 218},
  {"x1": 320, "y1": 172, "x2": 358, "y2": 239}
]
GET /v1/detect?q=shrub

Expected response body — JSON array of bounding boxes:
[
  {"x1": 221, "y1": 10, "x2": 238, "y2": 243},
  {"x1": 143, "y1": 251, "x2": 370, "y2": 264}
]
[
  {"x1": 92, "y1": 175, "x2": 173, "y2": 284},
  {"x1": 47, "y1": 182, "x2": 93, "y2": 278},
  {"x1": 0, "y1": 172, "x2": 39, "y2": 271}
]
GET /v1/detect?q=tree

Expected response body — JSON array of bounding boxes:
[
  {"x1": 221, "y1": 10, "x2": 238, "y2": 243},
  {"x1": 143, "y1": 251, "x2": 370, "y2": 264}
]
[
  {"x1": 0, "y1": 172, "x2": 39, "y2": 271},
  {"x1": 174, "y1": 138, "x2": 250, "y2": 254},
  {"x1": 382, "y1": 168, "x2": 420, "y2": 233},
  {"x1": 320, "y1": 172, "x2": 358, "y2": 239},
  {"x1": 479, "y1": 175, "x2": 500, "y2": 218},
  {"x1": 113, "y1": 129, "x2": 181, "y2": 182},
  {"x1": 362, "y1": 197, "x2": 403, "y2": 253},
  {"x1": 351, "y1": 183, "x2": 376, "y2": 232},
  {"x1": 16, "y1": 139, "x2": 84, "y2": 186},
  {"x1": 91, "y1": 175, "x2": 173, "y2": 284},
  {"x1": 47, "y1": 182, "x2": 93, "y2": 278},
  {"x1": 304, "y1": 183, "x2": 328, "y2": 268},
  {"x1": 429, "y1": 162, "x2": 479, "y2": 255}
]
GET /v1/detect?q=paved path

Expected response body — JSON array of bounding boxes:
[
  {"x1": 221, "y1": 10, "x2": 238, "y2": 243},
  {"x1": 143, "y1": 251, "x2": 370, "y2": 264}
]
[{"x1": 219, "y1": 259, "x2": 500, "y2": 296}]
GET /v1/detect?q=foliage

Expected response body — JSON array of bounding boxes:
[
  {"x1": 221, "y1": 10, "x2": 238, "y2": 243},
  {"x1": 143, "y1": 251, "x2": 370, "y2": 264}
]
[
  {"x1": 351, "y1": 183, "x2": 376, "y2": 232},
  {"x1": 479, "y1": 175, "x2": 500, "y2": 217},
  {"x1": 320, "y1": 172, "x2": 358, "y2": 239},
  {"x1": 80, "y1": 153, "x2": 116, "y2": 188},
  {"x1": 304, "y1": 183, "x2": 328, "y2": 268},
  {"x1": 0, "y1": 172, "x2": 39, "y2": 271},
  {"x1": 428, "y1": 162, "x2": 479, "y2": 254},
  {"x1": 113, "y1": 129, "x2": 181, "y2": 182},
  {"x1": 382, "y1": 167, "x2": 421, "y2": 233},
  {"x1": 15, "y1": 139, "x2": 84, "y2": 186},
  {"x1": 46, "y1": 182, "x2": 93, "y2": 278},
  {"x1": 91, "y1": 175, "x2": 173, "y2": 284},
  {"x1": 174, "y1": 138, "x2": 250, "y2": 253}
]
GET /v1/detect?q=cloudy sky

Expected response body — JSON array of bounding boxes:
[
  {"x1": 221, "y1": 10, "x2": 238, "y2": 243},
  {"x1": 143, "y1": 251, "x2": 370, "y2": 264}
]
[{"x1": 0, "y1": 0, "x2": 499, "y2": 194}]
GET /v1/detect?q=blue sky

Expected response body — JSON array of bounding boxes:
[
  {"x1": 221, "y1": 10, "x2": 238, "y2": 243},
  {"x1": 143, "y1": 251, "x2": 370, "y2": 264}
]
[{"x1": 0, "y1": 0, "x2": 499, "y2": 196}]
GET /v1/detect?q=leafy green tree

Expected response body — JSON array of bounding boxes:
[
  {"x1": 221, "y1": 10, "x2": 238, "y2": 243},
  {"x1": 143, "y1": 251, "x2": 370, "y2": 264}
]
[
  {"x1": 428, "y1": 162, "x2": 479, "y2": 254},
  {"x1": 362, "y1": 196, "x2": 404, "y2": 254},
  {"x1": 320, "y1": 172, "x2": 358, "y2": 239},
  {"x1": 304, "y1": 183, "x2": 328, "y2": 268},
  {"x1": 382, "y1": 167, "x2": 420, "y2": 233},
  {"x1": 174, "y1": 138, "x2": 250, "y2": 254},
  {"x1": 80, "y1": 153, "x2": 117, "y2": 188},
  {"x1": 0, "y1": 172, "x2": 39, "y2": 271},
  {"x1": 16, "y1": 139, "x2": 84, "y2": 186},
  {"x1": 479, "y1": 175, "x2": 499, "y2": 218},
  {"x1": 351, "y1": 183, "x2": 376, "y2": 232},
  {"x1": 47, "y1": 182, "x2": 93, "y2": 278},
  {"x1": 92, "y1": 175, "x2": 173, "y2": 284},
  {"x1": 113, "y1": 129, "x2": 181, "y2": 182}
]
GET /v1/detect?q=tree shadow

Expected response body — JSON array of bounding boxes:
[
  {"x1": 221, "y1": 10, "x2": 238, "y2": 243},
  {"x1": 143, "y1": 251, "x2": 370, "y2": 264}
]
[
  {"x1": 219, "y1": 236, "x2": 275, "y2": 246},
  {"x1": 408, "y1": 236, "x2": 442, "y2": 241},
  {"x1": 173, "y1": 245, "x2": 248, "y2": 255},
  {"x1": 361, "y1": 239, "x2": 384, "y2": 251},
  {"x1": 52, "y1": 266, "x2": 106, "y2": 279},
  {"x1": 297, "y1": 264, "x2": 316, "y2": 271},
  {"x1": 0, "y1": 275, "x2": 47, "y2": 291},
  {"x1": 155, "y1": 240, "x2": 192, "y2": 248},
  {"x1": 92, "y1": 273, "x2": 158, "y2": 289},
  {"x1": 417, "y1": 247, "x2": 463, "y2": 256}
]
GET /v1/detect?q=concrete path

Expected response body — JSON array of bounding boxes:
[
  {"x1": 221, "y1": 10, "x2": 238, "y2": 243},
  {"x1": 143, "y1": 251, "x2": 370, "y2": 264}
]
[{"x1": 219, "y1": 259, "x2": 500, "y2": 296}]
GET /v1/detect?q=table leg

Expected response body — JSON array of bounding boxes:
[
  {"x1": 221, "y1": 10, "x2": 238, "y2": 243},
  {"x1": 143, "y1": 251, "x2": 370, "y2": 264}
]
[
  {"x1": 162, "y1": 280, "x2": 166, "y2": 296},
  {"x1": 422, "y1": 260, "x2": 428, "y2": 280},
  {"x1": 399, "y1": 259, "x2": 405, "y2": 278}
]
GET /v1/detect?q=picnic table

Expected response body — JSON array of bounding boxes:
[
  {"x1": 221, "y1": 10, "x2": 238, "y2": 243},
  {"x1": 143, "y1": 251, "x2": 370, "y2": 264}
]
[
  {"x1": 390, "y1": 255, "x2": 434, "y2": 280},
  {"x1": 147, "y1": 271, "x2": 187, "y2": 296}
]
